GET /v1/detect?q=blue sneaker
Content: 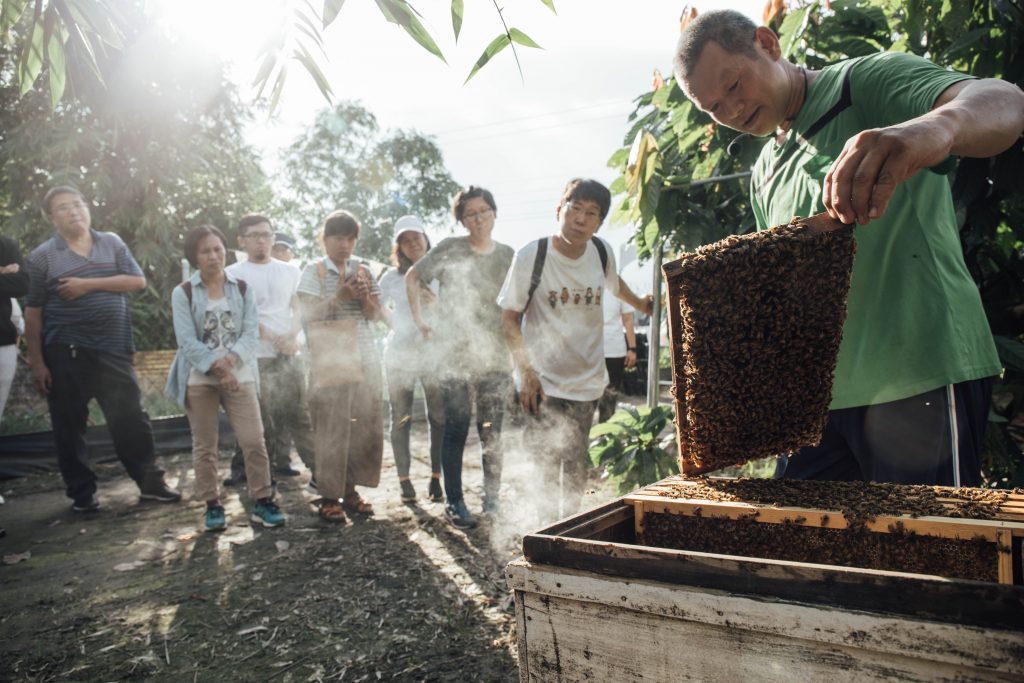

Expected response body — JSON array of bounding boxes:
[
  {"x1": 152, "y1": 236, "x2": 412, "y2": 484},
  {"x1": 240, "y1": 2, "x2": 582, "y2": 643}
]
[
  {"x1": 251, "y1": 499, "x2": 286, "y2": 528},
  {"x1": 444, "y1": 499, "x2": 477, "y2": 529},
  {"x1": 204, "y1": 505, "x2": 226, "y2": 532}
]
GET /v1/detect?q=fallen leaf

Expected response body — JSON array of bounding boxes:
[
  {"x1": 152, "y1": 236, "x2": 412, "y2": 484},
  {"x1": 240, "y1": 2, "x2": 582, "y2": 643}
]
[
  {"x1": 3, "y1": 551, "x2": 31, "y2": 565},
  {"x1": 275, "y1": 540, "x2": 290, "y2": 553},
  {"x1": 238, "y1": 625, "x2": 269, "y2": 636},
  {"x1": 176, "y1": 534, "x2": 195, "y2": 542},
  {"x1": 113, "y1": 561, "x2": 145, "y2": 572}
]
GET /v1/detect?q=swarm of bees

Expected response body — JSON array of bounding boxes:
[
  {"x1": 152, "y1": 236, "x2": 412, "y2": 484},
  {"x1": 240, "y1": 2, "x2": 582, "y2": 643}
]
[
  {"x1": 640, "y1": 511, "x2": 997, "y2": 582},
  {"x1": 664, "y1": 218, "x2": 856, "y2": 473},
  {"x1": 654, "y1": 478, "x2": 1013, "y2": 523}
]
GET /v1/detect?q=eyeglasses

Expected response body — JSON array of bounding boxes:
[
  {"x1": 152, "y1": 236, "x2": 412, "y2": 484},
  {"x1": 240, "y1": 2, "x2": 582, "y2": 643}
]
[
  {"x1": 243, "y1": 231, "x2": 275, "y2": 241},
  {"x1": 564, "y1": 202, "x2": 602, "y2": 222},
  {"x1": 462, "y1": 208, "x2": 494, "y2": 223},
  {"x1": 52, "y1": 201, "x2": 88, "y2": 215}
]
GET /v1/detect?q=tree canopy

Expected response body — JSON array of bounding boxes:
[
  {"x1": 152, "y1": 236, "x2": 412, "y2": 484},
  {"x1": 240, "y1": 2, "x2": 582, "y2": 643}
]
[{"x1": 277, "y1": 101, "x2": 461, "y2": 264}]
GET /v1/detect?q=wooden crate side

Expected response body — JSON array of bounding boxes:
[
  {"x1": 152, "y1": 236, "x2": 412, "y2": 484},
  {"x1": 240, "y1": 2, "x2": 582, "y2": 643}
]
[
  {"x1": 509, "y1": 560, "x2": 1024, "y2": 681},
  {"x1": 515, "y1": 533, "x2": 1024, "y2": 630}
]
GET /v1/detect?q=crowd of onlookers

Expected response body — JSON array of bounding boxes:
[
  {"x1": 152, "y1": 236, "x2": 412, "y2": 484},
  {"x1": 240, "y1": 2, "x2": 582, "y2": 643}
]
[{"x1": 4, "y1": 179, "x2": 651, "y2": 533}]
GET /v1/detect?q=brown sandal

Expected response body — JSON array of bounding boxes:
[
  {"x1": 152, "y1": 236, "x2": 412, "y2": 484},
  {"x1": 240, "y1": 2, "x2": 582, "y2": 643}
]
[
  {"x1": 319, "y1": 501, "x2": 347, "y2": 523},
  {"x1": 342, "y1": 495, "x2": 374, "y2": 515}
]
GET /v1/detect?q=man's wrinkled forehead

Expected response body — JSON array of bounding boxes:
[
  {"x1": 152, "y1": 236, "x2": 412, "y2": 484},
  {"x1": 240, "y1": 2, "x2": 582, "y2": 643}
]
[{"x1": 681, "y1": 42, "x2": 742, "y2": 112}]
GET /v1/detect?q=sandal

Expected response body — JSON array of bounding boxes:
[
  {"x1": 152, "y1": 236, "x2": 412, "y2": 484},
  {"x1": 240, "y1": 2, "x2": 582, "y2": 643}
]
[
  {"x1": 319, "y1": 501, "x2": 347, "y2": 523},
  {"x1": 342, "y1": 494, "x2": 374, "y2": 515}
]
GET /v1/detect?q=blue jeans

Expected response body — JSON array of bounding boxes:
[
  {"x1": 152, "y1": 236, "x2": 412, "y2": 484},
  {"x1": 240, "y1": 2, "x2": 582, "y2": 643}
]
[
  {"x1": 387, "y1": 366, "x2": 444, "y2": 478},
  {"x1": 440, "y1": 372, "x2": 510, "y2": 505}
]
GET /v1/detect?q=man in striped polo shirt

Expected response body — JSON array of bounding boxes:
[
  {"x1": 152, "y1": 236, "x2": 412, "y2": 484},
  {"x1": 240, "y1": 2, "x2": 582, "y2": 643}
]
[{"x1": 24, "y1": 186, "x2": 181, "y2": 512}]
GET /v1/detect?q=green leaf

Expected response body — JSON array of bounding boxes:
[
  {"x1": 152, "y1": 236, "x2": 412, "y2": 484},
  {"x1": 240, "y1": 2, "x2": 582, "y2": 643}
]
[
  {"x1": 293, "y1": 41, "x2": 333, "y2": 103},
  {"x1": 323, "y1": 0, "x2": 346, "y2": 27},
  {"x1": 45, "y1": 11, "x2": 67, "y2": 106},
  {"x1": 464, "y1": 32, "x2": 510, "y2": 84},
  {"x1": 18, "y1": 14, "x2": 45, "y2": 96},
  {"x1": 776, "y1": 5, "x2": 809, "y2": 58},
  {"x1": 538, "y1": 0, "x2": 556, "y2": 13},
  {"x1": 450, "y1": 0, "x2": 463, "y2": 41},
  {"x1": 268, "y1": 64, "x2": 288, "y2": 116},
  {"x1": 64, "y1": 0, "x2": 124, "y2": 50},
  {"x1": 508, "y1": 28, "x2": 541, "y2": 49},
  {"x1": 374, "y1": 0, "x2": 446, "y2": 63},
  {"x1": 1, "y1": 0, "x2": 30, "y2": 35},
  {"x1": 589, "y1": 422, "x2": 625, "y2": 438}
]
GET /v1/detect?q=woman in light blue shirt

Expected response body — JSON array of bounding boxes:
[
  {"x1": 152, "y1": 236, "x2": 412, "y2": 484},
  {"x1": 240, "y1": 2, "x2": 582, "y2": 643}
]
[{"x1": 166, "y1": 225, "x2": 285, "y2": 532}]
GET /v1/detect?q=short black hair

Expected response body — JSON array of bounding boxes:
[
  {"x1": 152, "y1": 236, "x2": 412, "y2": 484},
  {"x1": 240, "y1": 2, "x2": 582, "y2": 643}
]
[
  {"x1": 42, "y1": 185, "x2": 84, "y2": 215},
  {"x1": 559, "y1": 178, "x2": 611, "y2": 220},
  {"x1": 452, "y1": 186, "x2": 497, "y2": 224},
  {"x1": 184, "y1": 224, "x2": 228, "y2": 268},
  {"x1": 323, "y1": 210, "x2": 360, "y2": 239},
  {"x1": 674, "y1": 9, "x2": 759, "y2": 86},
  {"x1": 236, "y1": 213, "x2": 272, "y2": 237}
]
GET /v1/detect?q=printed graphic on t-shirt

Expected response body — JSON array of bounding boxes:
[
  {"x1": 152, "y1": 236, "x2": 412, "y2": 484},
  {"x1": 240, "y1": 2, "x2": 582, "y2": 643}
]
[
  {"x1": 547, "y1": 286, "x2": 602, "y2": 309},
  {"x1": 203, "y1": 309, "x2": 237, "y2": 350}
]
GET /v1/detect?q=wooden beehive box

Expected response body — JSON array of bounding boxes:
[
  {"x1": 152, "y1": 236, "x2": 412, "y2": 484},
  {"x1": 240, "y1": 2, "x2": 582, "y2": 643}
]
[{"x1": 509, "y1": 479, "x2": 1024, "y2": 682}]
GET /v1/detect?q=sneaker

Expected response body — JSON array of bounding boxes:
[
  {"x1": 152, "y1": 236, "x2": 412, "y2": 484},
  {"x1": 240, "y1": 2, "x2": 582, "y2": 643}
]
[
  {"x1": 400, "y1": 479, "x2": 417, "y2": 503},
  {"x1": 428, "y1": 477, "x2": 443, "y2": 502},
  {"x1": 251, "y1": 499, "x2": 286, "y2": 528},
  {"x1": 72, "y1": 493, "x2": 100, "y2": 512},
  {"x1": 139, "y1": 481, "x2": 182, "y2": 503},
  {"x1": 223, "y1": 469, "x2": 247, "y2": 487},
  {"x1": 445, "y1": 500, "x2": 477, "y2": 530},
  {"x1": 275, "y1": 465, "x2": 302, "y2": 477},
  {"x1": 304, "y1": 477, "x2": 319, "y2": 495},
  {"x1": 204, "y1": 505, "x2": 226, "y2": 532}
]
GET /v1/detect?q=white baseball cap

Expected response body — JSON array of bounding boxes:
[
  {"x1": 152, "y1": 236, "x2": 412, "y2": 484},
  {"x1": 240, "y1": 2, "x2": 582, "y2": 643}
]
[{"x1": 393, "y1": 215, "x2": 426, "y2": 243}]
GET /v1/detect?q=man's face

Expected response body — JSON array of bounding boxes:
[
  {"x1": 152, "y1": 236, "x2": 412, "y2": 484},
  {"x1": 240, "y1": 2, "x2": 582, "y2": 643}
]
[
  {"x1": 682, "y1": 34, "x2": 789, "y2": 137},
  {"x1": 238, "y1": 221, "x2": 274, "y2": 262},
  {"x1": 557, "y1": 198, "x2": 603, "y2": 246},
  {"x1": 271, "y1": 243, "x2": 293, "y2": 262},
  {"x1": 47, "y1": 192, "x2": 91, "y2": 236}
]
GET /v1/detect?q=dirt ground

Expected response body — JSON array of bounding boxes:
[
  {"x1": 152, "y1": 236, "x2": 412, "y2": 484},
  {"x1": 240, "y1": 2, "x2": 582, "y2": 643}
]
[{"x1": 0, "y1": 423, "x2": 617, "y2": 682}]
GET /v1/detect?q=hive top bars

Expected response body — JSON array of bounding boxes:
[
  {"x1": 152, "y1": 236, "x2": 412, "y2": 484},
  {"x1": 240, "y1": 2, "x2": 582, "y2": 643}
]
[{"x1": 663, "y1": 214, "x2": 856, "y2": 474}]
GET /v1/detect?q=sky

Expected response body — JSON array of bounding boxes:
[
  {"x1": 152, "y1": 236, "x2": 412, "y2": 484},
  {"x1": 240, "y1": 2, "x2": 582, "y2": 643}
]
[{"x1": 156, "y1": 0, "x2": 764, "y2": 290}]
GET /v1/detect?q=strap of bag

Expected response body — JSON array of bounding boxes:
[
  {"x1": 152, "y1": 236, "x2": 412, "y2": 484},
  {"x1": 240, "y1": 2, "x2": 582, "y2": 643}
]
[
  {"x1": 522, "y1": 236, "x2": 608, "y2": 314},
  {"x1": 180, "y1": 278, "x2": 247, "y2": 305}
]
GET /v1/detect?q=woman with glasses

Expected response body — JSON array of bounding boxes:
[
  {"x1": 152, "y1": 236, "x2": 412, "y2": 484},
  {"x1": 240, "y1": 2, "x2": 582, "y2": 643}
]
[
  {"x1": 165, "y1": 225, "x2": 285, "y2": 532},
  {"x1": 406, "y1": 187, "x2": 514, "y2": 529}
]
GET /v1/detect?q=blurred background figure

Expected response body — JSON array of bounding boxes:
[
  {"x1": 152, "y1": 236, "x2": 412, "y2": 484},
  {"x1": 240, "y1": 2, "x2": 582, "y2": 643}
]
[{"x1": 598, "y1": 286, "x2": 636, "y2": 423}]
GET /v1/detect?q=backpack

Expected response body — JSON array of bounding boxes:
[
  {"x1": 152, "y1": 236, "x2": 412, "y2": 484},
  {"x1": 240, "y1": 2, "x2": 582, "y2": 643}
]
[
  {"x1": 180, "y1": 278, "x2": 247, "y2": 304},
  {"x1": 522, "y1": 236, "x2": 608, "y2": 313}
]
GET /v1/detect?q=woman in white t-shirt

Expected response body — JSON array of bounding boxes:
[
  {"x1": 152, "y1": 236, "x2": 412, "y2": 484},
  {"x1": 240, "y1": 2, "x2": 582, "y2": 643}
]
[
  {"x1": 165, "y1": 225, "x2": 285, "y2": 532},
  {"x1": 378, "y1": 215, "x2": 444, "y2": 504}
]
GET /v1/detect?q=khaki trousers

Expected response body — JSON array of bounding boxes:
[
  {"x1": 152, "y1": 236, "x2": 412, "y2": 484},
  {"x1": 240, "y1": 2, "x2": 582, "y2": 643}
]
[{"x1": 187, "y1": 382, "x2": 273, "y2": 502}]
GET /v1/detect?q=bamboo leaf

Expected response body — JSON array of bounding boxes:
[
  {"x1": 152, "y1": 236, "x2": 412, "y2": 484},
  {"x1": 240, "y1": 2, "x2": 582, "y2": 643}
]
[
  {"x1": 508, "y1": 28, "x2": 541, "y2": 49},
  {"x1": 450, "y1": 0, "x2": 463, "y2": 42},
  {"x1": 18, "y1": 13, "x2": 44, "y2": 96},
  {"x1": 374, "y1": 0, "x2": 445, "y2": 63},
  {"x1": 1, "y1": 0, "x2": 30, "y2": 35},
  {"x1": 64, "y1": 0, "x2": 124, "y2": 50},
  {"x1": 45, "y1": 10, "x2": 67, "y2": 106},
  {"x1": 538, "y1": 0, "x2": 556, "y2": 13},
  {"x1": 322, "y1": 0, "x2": 346, "y2": 27},
  {"x1": 463, "y1": 32, "x2": 509, "y2": 83},
  {"x1": 267, "y1": 64, "x2": 288, "y2": 115},
  {"x1": 294, "y1": 40, "x2": 333, "y2": 103}
]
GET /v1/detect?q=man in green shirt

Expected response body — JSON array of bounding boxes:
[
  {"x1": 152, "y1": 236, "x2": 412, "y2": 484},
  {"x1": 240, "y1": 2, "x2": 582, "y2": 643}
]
[{"x1": 673, "y1": 10, "x2": 1024, "y2": 485}]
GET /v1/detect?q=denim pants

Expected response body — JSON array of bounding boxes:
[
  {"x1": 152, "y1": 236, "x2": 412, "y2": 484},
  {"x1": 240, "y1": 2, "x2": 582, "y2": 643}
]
[
  {"x1": 387, "y1": 366, "x2": 444, "y2": 478},
  {"x1": 440, "y1": 372, "x2": 510, "y2": 505},
  {"x1": 231, "y1": 355, "x2": 315, "y2": 473},
  {"x1": 44, "y1": 344, "x2": 163, "y2": 501}
]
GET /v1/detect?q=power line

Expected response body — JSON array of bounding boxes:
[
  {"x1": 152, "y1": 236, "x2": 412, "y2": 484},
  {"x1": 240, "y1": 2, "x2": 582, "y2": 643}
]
[{"x1": 440, "y1": 112, "x2": 627, "y2": 145}]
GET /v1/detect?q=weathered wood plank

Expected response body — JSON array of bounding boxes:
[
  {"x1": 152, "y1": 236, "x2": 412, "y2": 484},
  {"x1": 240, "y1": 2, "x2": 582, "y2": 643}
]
[
  {"x1": 516, "y1": 588, "x2": 1022, "y2": 682},
  {"x1": 998, "y1": 529, "x2": 1014, "y2": 585}
]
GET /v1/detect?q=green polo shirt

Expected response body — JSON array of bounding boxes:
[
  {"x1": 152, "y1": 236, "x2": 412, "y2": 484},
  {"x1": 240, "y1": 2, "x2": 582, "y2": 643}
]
[{"x1": 750, "y1": 52, "x2": 1000, "y2": 409}]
